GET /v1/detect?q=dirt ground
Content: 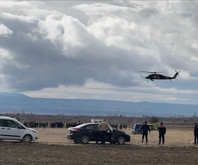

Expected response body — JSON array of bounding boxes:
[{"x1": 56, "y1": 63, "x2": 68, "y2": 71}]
[
  {"x1": 37, "y1": 127, "x2": 195, "y2": 147},
  {"x1": 1, "y1": 126, "x2": 198, "y2": 165}
]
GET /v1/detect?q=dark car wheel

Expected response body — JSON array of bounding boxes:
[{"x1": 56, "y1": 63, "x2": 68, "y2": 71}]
[
  {"x1": 23, "y1": 134, "x2": 33, "y2": 143},
  {"x1": 117, "y1": 136, "x2": 126, "y2": 145},
  {"x1": 81, "y1": 135, "x2": 89, "y2": 144}
]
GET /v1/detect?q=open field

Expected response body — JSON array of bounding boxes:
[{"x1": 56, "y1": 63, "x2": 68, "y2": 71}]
[
  {"x1": 1, "y1": 125, "x2": 198, "y2": 164},
  {"x1": 36, "y1": 127, "x2": 195, "y2": 147},
  {"x1": 1, "y1": 142, "x2": 198, "y2": 165}
]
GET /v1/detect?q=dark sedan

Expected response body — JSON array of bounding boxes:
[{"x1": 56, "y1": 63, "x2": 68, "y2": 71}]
[{"x1": 66, "y1": 123, "x2": 130, "y2": 145}]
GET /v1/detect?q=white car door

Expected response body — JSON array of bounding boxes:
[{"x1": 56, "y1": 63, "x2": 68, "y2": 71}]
[
  {"x1": 0, "y1": 119, "x2": 7, "y2": 139},
  {"x1": 2, "y1": 119, "x2": 25, "y2": 140}
]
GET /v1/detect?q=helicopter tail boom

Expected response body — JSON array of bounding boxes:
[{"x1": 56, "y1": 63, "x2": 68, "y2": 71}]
[{"x1": 172, "y1": 70, "x2": 180, "y2": 79}]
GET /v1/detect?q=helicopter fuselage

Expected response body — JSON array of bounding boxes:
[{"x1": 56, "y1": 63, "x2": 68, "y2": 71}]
[{"x1": 145, "y1": 74, "x2": 174, "y2": 81}]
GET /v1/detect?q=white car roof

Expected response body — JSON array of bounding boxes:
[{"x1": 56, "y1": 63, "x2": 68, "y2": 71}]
[{"x1": 0, "y1": 116, "x2": 17, "y2": 121}]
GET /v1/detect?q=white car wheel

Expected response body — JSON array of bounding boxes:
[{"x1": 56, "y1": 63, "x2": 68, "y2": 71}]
[{"x1": 23, "y1": 134, "x2": 32, "y2": 143}]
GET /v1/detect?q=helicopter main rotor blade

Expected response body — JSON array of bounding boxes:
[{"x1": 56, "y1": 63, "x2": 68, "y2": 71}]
[{"x1": 141, "y1": 71, "x2": 158, "y2": 74}]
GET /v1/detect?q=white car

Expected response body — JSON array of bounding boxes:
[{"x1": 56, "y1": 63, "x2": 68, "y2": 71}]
[{"x1": 0, "y1": 116, "x2": 38, "y2": 142}]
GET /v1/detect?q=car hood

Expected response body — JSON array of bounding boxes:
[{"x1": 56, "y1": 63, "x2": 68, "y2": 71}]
[{"x1": 28, "y1": 128, "x2": 38, "y2": 133}]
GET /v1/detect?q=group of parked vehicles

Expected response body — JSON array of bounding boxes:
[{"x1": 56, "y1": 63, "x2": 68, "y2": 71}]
[{"x1": 0, "y1": 116, "x2": 158, "y2": 145}]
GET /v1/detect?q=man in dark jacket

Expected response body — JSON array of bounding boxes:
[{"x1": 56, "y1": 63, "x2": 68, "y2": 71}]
[
  {"x1": 140, "y1": 121, "x2": 151, "y2": 144},
  {"x1": 158, "y1": 122, "x2": 166, "y2": 145},
  {"x1": 194, "y1": 123, "x2": 198, "y2": 145}
]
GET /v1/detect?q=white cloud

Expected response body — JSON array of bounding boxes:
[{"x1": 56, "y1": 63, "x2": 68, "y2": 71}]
[
  {"x1": 38, "y1": 14, "x2": 87, "y2": 55},
  {"x1": 74, "y1": 3, "x2": 128, "y2": 16},
  {"x1": 87, "y1": 16, "x2": 137, "y2": 49},
  {"x1": 22, "y1": 78, "x2": 198, "y2": 104},
  {"x1": 1, "y1": 12, "x2": 36, "y2": 23},
  {"x1": 0, "y1": 24, "x2": 13, "y2": 36},
  {"x1": 0, "y1": 1, "x2": 31, "y2": 8},
  {"x1": 0, "y1": 48, "x2": 12, "y2": 59}
]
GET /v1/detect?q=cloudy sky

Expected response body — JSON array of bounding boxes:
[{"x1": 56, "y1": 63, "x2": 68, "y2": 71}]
[{"x1": 0, "y1": 1, "x2": 198, "y2": 105}]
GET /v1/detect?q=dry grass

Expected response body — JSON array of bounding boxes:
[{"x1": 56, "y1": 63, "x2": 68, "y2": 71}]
[
  {"x1": 1, "y1": 142, "x2": 198, "y2": 165},
  {"x1": 1, "y1": 125, "x2": 198, "y2": 165},
  {"x1": 36, "y1": 126, "x2": 194, "y2": 147}
]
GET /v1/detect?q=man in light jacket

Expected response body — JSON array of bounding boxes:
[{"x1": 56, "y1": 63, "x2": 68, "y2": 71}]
[{"x1": 98, "y1": 118, "x2": 110, "y2": 144}]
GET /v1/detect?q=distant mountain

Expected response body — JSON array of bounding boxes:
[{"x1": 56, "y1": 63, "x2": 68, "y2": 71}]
[{"x1": 0, "y1": 92, "x2": 198, "y2": 117}]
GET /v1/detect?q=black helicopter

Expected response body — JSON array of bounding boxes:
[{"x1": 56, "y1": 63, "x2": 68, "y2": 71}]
[{"x1": 142, "y1": 70, "x2": 180, "y2": 81}]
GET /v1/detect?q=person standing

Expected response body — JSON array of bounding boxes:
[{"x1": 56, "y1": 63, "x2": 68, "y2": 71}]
[
  {"x1": 194, "y1": 123, "x2": 198, "y2": 145},
  {"x1": 98, "y1": 118, "x2": 110, "y2": 144},
  {"x1": 140, "y1": 121, "x2": 151, "y2": 144},
  {"x1": 158, "y1": 122, "x2": 166, "y2": 145}
]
